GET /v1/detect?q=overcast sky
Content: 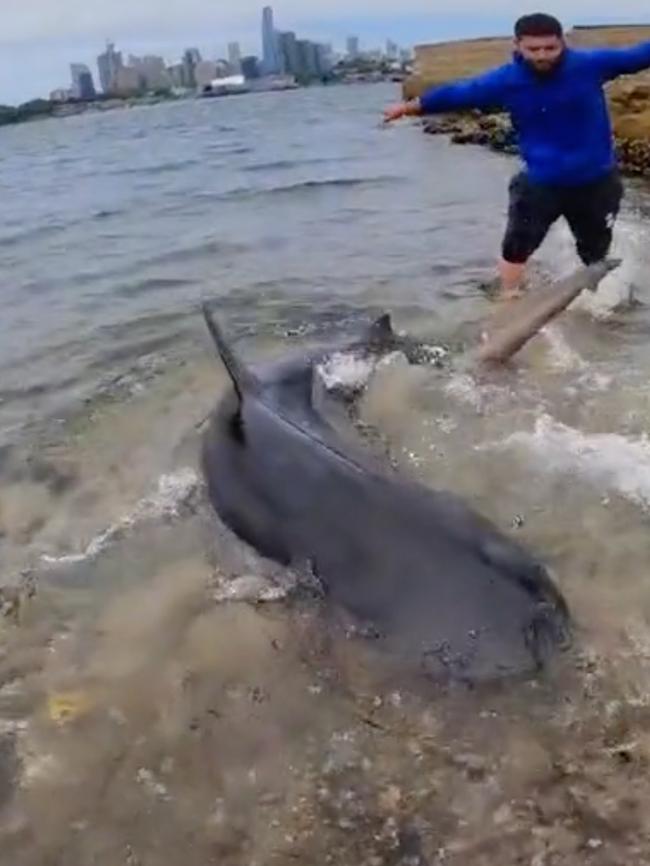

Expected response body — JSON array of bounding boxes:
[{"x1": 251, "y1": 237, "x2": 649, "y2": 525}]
[{"x1": 2, "y1": 0, "x2": 650, "y2": 104}]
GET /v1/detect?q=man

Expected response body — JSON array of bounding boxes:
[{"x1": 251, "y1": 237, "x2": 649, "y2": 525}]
[{"x1": 384, "y1": 13, "x2": 650, "y2": 300}]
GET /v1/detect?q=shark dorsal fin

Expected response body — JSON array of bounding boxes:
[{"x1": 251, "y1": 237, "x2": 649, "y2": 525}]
[
  {"x1": 367, "y1": 313, "x2": 394, "y2": 345},
  {"x1": 202, "y1": 304, "x2": 260, "y2": 402}
]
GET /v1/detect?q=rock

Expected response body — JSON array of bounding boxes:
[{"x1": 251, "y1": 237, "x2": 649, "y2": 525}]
[
  {"x1": 493, "y1": 802, "x2": 513, "y2": 826},
  {"x1": 453, "y1": 752, "x2": 488, "y2": 779},
  {"x1": 135, "y1": 768, "x2": 171, "y2": 801},
  {"x1": 422, "y1": 82, "x2": 650, "y2": 177},
  {"x1": 378, "y1": 785, "x2": 402, "y2": 812}
]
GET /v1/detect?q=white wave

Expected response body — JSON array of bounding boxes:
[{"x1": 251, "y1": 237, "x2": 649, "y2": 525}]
[
  {"x1": 482, "y1": 413, "x2": 650, "y2": 508},
  {"x1": 41, "y1": 468, "x2": 201, "y2": 567},
  {"x1": 539, "y1": 324, "x2": 587, "y2": 371},
  {"x1": 550, "y1": 218, "x2": 643, "y2": 319},
  {"x1": 570, "y1": 263, "x2": 635, "y2": 320},
  {"x1": 316, "y1": 352, "x2": 377, "y2": 393},
  {"x1": 317, "y1": 340, "x2": 448, "y2": 397},
  {"x1": 444, "y1": 373, "x2": 485, "y2": 410},
  {"x1": 444, "y1": 373, "x2": 513, "y2": 415},
  {"x1": 212, "y1": 575, "x2": 291, "y2": 604}
]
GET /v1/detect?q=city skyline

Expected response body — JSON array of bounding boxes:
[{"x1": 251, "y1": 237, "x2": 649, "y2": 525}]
[
  {"x1": 2, "y1": 1, "x2": 641, "y2": 104},
  {"x1": 44, "y1": 6, "x2": 410, "y2": 103},
  {"x1": 1, "y1": 6, "x2": 418, "y2": 105}
]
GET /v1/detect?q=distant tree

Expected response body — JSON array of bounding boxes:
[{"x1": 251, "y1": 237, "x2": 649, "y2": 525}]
[{"x1": 0, "y1": 106, "x2": 18, "y2": 125}]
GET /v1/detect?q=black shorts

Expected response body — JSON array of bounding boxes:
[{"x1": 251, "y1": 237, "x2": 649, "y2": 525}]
[{"x1": 502, "y1": 169, "x2": 623, "y2": 265}]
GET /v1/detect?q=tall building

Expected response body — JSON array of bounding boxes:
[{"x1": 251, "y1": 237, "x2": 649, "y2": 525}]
[
  {"x1": 128, "y1": 55, "x2": 170, "y2": 92},
  {"x1": 277, "y1": 31, "x2": 300, "y2": 78},
  {"x1": 228, "y1": 42, "x2": 242, "y2": 72},
  {"x1": 386, "y1": 40, "x2": 399, "y2": 60},
  {"x1": 112, "y1": 66, "x2": 141, "y2": 97},
  {"x1": 97, "y1": 42, "x2": 123, "y2": 93},
  {"x1": 296, "y1": 40, "x2": 320, "y2": 79},
  {"x1": 70, "y1": 63, "x2": 96, "y2": 99},
  {"x1": 194, "y1": 61, "x2": 218, "y2": 89},
  {"x1": 262, "y1": 6, "x2": 281, "y2": 75},
  {"x1": 168, "y1": 63, "x2": 188, "y2": 89},
  {"x1": 241, "y1": 56, "x2": 260, "y2": 80},
  {"x1": 316, "y1": 44, "x2": 333, "y2": 75},
  {"x1": 346, "y1": 36, "x2": 360, "y2": 59},
  {"x1": 183, "y1": 48, "x2": 202, "y2": 89}
]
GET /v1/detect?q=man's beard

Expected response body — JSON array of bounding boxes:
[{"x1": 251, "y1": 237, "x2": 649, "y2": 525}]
[{"x1": 527, "y1": 55, "x2": 563, "y2": 77}]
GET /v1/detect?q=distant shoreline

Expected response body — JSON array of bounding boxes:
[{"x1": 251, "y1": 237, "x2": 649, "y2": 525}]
[
  {"x1": 0, "y1": 76, "x2": 401, "y2": 130},
  {"x1": 0, "y1": 92, "x2": 185, "y2": 128}
]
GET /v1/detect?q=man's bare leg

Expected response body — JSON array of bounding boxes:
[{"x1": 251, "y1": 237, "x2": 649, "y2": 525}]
[
  {"x1": 480, "y1": 258, "x2": 527, "y2": 343},
  {"x1": 497, "y1": 257, "x2": 527, "y2": 301}
]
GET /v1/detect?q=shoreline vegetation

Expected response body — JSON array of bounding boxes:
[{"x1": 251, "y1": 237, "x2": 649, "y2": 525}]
[{"x1": 0, "y1": 93, "x2": 181, "y2": 128}]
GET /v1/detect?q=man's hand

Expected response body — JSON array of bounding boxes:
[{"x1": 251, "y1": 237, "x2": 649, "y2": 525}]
[{"x1": 383, "y1": 99, "x2": 421, "y2": 124}]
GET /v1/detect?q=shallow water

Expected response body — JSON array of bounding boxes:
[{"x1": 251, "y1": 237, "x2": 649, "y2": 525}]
[{"x1": 3, "y1": 83, "x2": 650, "y2": 864}]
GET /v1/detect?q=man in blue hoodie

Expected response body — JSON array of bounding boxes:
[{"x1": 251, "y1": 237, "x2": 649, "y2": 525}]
[{"x1": 384, "y1": 14, "x2": 650, "y2": 300}]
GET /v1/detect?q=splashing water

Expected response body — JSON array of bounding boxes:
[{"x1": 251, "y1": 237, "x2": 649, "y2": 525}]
[
  {"x1": 482, "y1": 413, "x2": 650, "y2": 510},
  {"x1": 549, "y1": 216, "x2": 645, "y2": 318},
  {"x1": 316, "y1": 352, "x2": 378, "y2": 395},
  {"x1": 40, "y1": 469, "x2": 201, "y2": 567}
]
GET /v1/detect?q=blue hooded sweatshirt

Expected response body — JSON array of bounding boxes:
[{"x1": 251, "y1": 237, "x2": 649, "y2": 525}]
[{"x1": 419, "y1": 43, "x2": 650, "y2": 186}]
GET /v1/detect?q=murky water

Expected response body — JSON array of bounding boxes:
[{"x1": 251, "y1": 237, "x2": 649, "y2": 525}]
[{"x1": 3, "y1": 83, "x2": 650, "y2": 863}]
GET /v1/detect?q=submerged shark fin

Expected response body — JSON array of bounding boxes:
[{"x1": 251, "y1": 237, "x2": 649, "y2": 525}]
[{"x1": 202, "y1": 304, "x2": 260, "y2": 402}]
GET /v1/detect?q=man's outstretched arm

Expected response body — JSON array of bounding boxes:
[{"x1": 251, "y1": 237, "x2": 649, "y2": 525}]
[
  {"x1": 585, "y1": 41, "x2": 650, "y2": 82},
  {"x1": 384, "y1": 66, "x2": 509, "y2": 123}
]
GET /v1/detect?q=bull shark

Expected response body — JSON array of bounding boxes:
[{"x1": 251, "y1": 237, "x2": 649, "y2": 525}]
[{"x1": 199, "y1": 302, "x2": 575, "y2": 684}]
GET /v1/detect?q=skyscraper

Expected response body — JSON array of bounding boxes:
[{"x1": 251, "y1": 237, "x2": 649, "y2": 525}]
[
  {"x1": 168, "y1": 64, "x2": 188, "y2": 89},
  {"x1": 386, "y1": 40, "x2": 399, "y2": 60},
  {"x1": 346, "y1": 36, "x2": 360, "y2": 59},
  {"x1": 113, "y1": 66, "x2": 141, "y2": 97},
  {"x1": 262, "y1": 6, "x2": 281, "y2": 75},
  {"x1": 128, "y1": 55, "x2": 170, "y2": 92},
  {"x1": 228, "y1": 42, "x2": 242, "y2": 72},
  {"x1": 316, "y1": 44, "x2": 333, "y2": 76},
  {"x1": 194, "y1": 61, "x2": 218, "y2": 89},
  {"x1": 277, "y1": 32, "x2": 300, "y2": 78},
  {"x1": 296, "y1": 40, "x2": 320, "y2": 79},
  {"x1": 241, "y1": 56, "x2": 260, "y2": 80},
  {"x1": 182, "y1": 48, "x2": 202, "y2": 89},
  {"x1": 97, "y1": 42, "x2": 123, "y2": 94},
  {"x1": 70, "y1": 63, "x2": 96, "y2": 99}
]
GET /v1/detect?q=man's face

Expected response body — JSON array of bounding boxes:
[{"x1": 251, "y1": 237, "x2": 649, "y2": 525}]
[{"x1": 515, "y1": 34, "x2": 565, "y2": 74}]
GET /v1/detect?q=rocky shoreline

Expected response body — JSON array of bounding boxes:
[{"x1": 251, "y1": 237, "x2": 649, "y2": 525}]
[{"x1": 421, "y1": 79, "x2": 650, "y2": 177}]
